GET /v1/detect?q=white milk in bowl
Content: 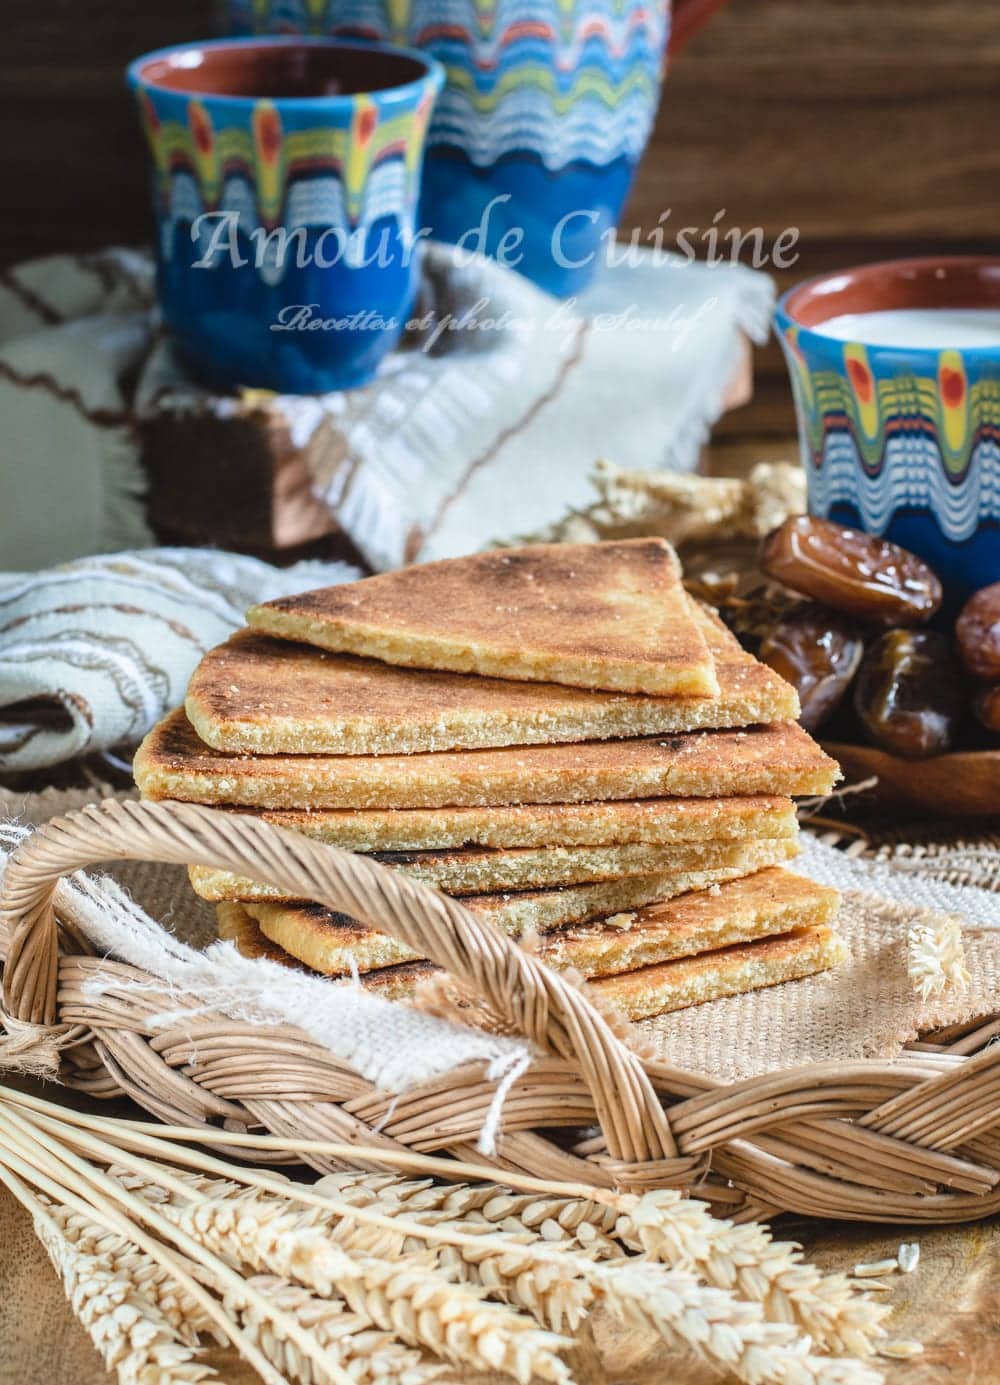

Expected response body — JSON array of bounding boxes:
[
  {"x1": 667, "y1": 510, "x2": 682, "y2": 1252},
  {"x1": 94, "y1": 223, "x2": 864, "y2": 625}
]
[{"x1": 815, "y1": 307, "x2": 1000, "y2": 348}]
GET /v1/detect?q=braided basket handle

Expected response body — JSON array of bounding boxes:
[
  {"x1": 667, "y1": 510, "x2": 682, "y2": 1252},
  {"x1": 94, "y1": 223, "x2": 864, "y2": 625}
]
[{"x1": 0, "y1": 798, "x2": 678, "y2": 1166}]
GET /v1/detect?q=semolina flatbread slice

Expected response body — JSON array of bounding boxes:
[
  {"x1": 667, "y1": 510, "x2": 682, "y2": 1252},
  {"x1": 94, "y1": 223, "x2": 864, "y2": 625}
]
[
  {"x1": 216, "y1": 901, "x2": 293, "y2": 964},
  {"x1": 538, "y1": 869, "x2": 840, "y2": 979},
  {"x1": 239, "y1": 794, "x2": 798, "y2": 852},
  {"x1": 135, "y1": 712, "x2": 839, "y2": 810},
  {"x1": 588, "y1": 926, "x2": 848, "y2": 1020},
  {"x1": 223, "y1": 867, "x2": 838, "y2": 986},
  {"x1": 217, "y1": 905, "x2": 438, "y2": 1001},
  {"x1": 246, "y1": 539, "x2": 719, "y2": 696},
  {"x1": 241, "y1": 903, "x2": 422, "y2": 973},
  {"x1": 234, "y1": 840, "x2": 800, "y2": 974},
  {"x1": 189, "y1": 834, "x2": 801, "y2": 903},
  {"x1": 186, "y1": 607, "x2": 796, "y2": 756}
]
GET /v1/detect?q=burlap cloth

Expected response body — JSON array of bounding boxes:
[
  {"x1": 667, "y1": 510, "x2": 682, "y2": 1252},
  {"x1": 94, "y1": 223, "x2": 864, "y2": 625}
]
[{"x1": 0, "y1": 783, "x2": 998, "y2": 1384}]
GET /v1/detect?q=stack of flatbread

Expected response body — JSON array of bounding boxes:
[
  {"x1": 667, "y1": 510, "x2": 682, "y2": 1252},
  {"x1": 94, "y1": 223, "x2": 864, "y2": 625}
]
[{"x1": 134, "y1": 539, "x2": 846, "y2": 1021}]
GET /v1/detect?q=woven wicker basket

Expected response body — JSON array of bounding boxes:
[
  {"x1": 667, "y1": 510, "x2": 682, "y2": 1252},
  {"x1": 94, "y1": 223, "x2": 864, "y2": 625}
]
[{"x1": 2, "y1": 798, "x2": 999, "y2": 1225}]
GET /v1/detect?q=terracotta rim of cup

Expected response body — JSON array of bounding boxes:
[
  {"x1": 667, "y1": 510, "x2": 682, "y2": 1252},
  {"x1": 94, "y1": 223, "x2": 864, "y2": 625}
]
[
  {"x1": 127, "y1": 36, "x2": 443, "y2": 111},
  {"x1": 775, "y1": 256, "x2": 1000, "y2": 354}
]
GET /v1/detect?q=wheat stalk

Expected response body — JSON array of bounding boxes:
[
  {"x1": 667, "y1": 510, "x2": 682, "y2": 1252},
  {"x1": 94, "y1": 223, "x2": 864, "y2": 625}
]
[
  {"x1": 0, "y1": 1103, "x2": 356, "y2": 1385},
  {"x1": 314, "y1": 1171, "x2": 887, "y2": 1357},
  {"x1": 43, "y1": 1201, "x2": 224, "y2": 1349},
  {"x1": 157, "y1": 1191, "x2": 574, "y2": 1384},
  {"x1": 0, "y1": 1165, "x2": 214, "y2": 1385},
  {"x1": 302, "y1": 1180, "x2": 887, "y2": 1384},
  {"x1": 120, "y1": 1167, "x2": 594, "y2": 1331},
  {"x1": 77, "y1": 1104, "x2": 885, "y2": 1361},
  {"x1": 1, "y1": 1088, "x2": 889, "y2": 1384},
  {"x1": 124, "y1": 1167, "x2": 883, "y2": 1385}
]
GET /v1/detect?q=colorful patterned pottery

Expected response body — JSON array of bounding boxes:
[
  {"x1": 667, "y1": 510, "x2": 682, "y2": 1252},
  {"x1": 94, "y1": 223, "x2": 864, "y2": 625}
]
[
  {"x1": 776, "y1": 258, "x2": 1000, "y2": 602},
  {"x1": 225, "y1": 0, "x2": 729, "y2": 296},
  {"x1": 128, "y1": 38, "x2": 443, "y2": 392}
]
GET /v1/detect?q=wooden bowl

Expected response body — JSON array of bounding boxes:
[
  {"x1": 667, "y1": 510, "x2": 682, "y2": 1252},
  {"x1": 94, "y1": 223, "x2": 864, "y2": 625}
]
[{"x1": 825, "y1": 741, "x2": 1000, "y2": 818}]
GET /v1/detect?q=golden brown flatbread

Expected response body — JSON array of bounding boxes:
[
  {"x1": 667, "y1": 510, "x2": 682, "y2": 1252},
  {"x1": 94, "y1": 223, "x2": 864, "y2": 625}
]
[
  {"x1": 135, "y1": 711, "x2": 839, "y2": 810},
  {"x1": 215, "y1": 901, "x2": 291, "y2": 964},
  {"x1": 186, "y1": 607, "x2": 796, "y2": 756},
  {"x1": 247, "y1": 539, "x2": 719, "y2": 696},
  {"x1": 245, "y1": 794, "x2": 798, "y2": 852},
  {"x1": 189, "y1": 835, "x2": 800, "y2": 903},
  {"x1": 233, "y1": 841, "x2": 801, "y2": 974},
  {"x1": 218, "y1": 871, "x2": 843, "y2": 1017},
  {"x1": 537, "y1": 868, "x2": 839, "y2": 978},
  {"x1": 216, "y1": 904, "x2": 444, "y2": 1003},
  {"x1": 588, "y1": 926, "x2": 847, "y2": 1020}
]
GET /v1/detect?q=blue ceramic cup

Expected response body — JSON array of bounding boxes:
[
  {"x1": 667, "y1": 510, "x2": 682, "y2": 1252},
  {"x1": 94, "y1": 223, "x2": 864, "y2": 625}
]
[
  {"x1": 776, "y1": 257, "x2": 1000, "y2": 602},
  {"x1": 224, "y1": 0, "x2": 731, "y2": 297},
  {"x1": 128, "y1": 37, "x2": 443, "y2": 393}
]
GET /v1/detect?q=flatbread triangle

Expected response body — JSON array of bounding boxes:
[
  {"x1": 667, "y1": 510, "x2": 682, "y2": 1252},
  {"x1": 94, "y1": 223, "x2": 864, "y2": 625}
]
[
  {"x1": 247, "y1": 538, "x2": 720, "y2": 696},
  {"x1": 188, "y1": 604, "x2": 797, "y2": 756}
]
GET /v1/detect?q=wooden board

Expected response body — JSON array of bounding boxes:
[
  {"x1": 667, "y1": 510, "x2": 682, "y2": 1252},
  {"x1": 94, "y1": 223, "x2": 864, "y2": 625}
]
[{"x1": 826, "y1": 743, "x2": 1000, "y2": 820}]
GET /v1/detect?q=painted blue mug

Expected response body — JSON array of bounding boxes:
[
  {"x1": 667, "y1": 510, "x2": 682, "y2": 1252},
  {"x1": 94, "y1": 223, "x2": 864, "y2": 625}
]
[
  {"x1": 776, "y1": 257, "x2": 1000, "y2": 603},
  {"x1": 225, "y1": 0, "x2": 729, "y2": 296},
  {"x1": 128, "y1": 37, "x2": 443, "y2": 392}
]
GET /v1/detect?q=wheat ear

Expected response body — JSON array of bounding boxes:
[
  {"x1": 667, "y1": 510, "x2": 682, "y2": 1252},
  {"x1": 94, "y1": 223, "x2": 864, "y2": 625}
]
[
  {"x1": 127, "y1": 1133, "x2": 883, "y2": 1363},
  {"x1": 132, "y1": 1172, "x2": 883, "y2": 1385},
  {"x1": 62, "y1": 1112, "x2": 886, "y2": 1385},
  {"x1": 4, "y1": 1090, "x2": 889, "y2": 1382},
  {"x1": 319, "y1": 1171, "x2": 887, "y2": 1356},
  {"x1": 315, "y1": 1172, "x2": 887, "y2": 1361},
  {"x1": 0, "y1": 1103, "x2": 355, "y2": 1385},
  {"x1": 42, "y1": 1201, "x2": 224, "y2": 1349},
  {"x1": 0, "y1": 1166, "x2": 214, "y2": 1385},
  {"x1": 322, "y1": 1173, "x2": 623, "y2": 1254},
  {"x1": 620, "y1": 1190, "x2": 890, "y2": 1357},
  {"x1": 227, "y1": 1275, "x2": 450, "y2": 1385},
  {"x1": 285, "y1": 1186, "x2": 887, "y2": 1385},
  {"x1": 158, "y1": 1192, "x2": 574, "y2": 1385},
  {"x1": 327, "y1": 1212, "x2": 885, "y2": 1385}
]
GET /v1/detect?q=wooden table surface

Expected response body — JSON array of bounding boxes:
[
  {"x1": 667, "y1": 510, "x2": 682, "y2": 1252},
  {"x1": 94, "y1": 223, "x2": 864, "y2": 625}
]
[{"x1": 2, "y1": 1, "x2": 998, "y2": 1378}]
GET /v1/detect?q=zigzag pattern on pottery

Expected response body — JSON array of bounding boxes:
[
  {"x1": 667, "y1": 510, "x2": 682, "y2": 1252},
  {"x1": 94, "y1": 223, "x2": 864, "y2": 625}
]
[
  {"x1": 782, "y1": 328, "x2": 1000, "y2": 544},
  {"x1": 230, "y1": 0, "x2": 670, "y2": 168}
]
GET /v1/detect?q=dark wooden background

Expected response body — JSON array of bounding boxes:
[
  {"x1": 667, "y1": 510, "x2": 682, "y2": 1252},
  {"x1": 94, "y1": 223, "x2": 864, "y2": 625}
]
[{"x1": 2, "y1": 0, "x2": 998, "y2": 447}]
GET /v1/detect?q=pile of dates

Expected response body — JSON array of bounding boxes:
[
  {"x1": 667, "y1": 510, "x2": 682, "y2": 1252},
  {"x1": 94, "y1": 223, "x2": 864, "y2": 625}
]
[{"x1": 749, "y1": 515, "x2": 1000, "y2": 759}]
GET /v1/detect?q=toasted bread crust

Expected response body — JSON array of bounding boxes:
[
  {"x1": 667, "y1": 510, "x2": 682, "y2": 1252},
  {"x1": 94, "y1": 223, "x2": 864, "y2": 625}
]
[
  {"x1": 189, "y1": 835, "x2": 800, "y2": 903},
  {"x1": 246, "y1": 795, "x2": 798, "y2": 851},
  {"x1": 220, "y1": 871, "x2": 843, "y2": 1016},
  {"x1": 588, "y1": 925, "x2": 847, "y2": 1019},
  {"x1": 234, "y1": 843, "x2": 801, "y2": 975},
  {"x1": 247, "y1": 540, "x2": 719, "y2": 696},
  {"x1": 187, "y1": 606, "x2": 796, "y2": 756},
  {"x1": 135, "y1": 711, "x2": 839, "y2": 810},
  {"x1": 539, "y1": 868, "x2": 839, "y2": 977}
]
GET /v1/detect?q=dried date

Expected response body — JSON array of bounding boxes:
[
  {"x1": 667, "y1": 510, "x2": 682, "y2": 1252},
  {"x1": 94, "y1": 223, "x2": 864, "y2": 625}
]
[
  {"x1": 760, "y1": 516, "x2": 942, "y2": 626},
  {"x1": 956, "y1": 582, "x2": 1000, "y2": 681},
  {"x1": 758, "y1": 605, "x2": 864, "y2": 731},
  {"x1": 853, "y1": 630, "x2": 964, "y2": 759},
  {"x1": 972, "y1": 683, "x2": 1000, "y2": 734}
]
